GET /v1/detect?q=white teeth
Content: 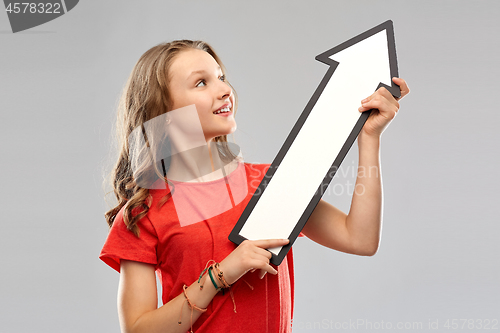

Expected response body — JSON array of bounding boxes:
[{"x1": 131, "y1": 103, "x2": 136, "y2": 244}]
[{"x1": 214, "y1": 107, "x2": 231, "y2": 114}]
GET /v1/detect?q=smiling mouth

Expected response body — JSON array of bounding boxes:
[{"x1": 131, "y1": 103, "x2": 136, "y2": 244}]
[{"x1": 213, "y1": 106, "x2": 232, "y2": 114}]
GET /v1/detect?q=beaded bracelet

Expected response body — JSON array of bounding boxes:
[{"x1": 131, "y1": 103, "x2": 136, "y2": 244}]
[{"x1": 212, "y1": 262, "x2": 231, "y2": 289}]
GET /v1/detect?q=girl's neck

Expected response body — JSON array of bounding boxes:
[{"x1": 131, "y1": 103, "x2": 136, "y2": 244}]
[{"x1": 167, "y1": 141, "x2": 237, "y2": 183}]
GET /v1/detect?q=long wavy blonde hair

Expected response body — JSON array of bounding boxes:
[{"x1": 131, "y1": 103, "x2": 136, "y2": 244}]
[{"x1": 104, "y1": 40, "x2": 238, "y2": 236}]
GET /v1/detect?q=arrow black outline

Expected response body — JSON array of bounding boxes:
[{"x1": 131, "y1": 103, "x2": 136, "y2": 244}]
[{"x1": 229, "y1": 20, "x2": 400, "y2": 265}]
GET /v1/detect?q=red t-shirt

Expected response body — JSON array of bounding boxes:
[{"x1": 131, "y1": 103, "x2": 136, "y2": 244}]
[{"x1": 100, "y1": 162, "x2": 299, "y2": 332}]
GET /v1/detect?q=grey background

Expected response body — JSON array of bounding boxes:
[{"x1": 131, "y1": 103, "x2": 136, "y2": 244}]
[{"x1": 1, "y1": 1, "x2": 498, "y2": 332}]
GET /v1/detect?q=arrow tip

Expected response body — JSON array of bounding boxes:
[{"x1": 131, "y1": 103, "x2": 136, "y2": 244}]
[{"x1": 316, "y1": 20, "x2": 400, "y2": 98}]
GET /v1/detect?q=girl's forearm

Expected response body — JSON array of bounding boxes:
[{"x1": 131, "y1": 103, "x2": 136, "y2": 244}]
[
  {"x1": 345, "y1": 132, "x2": 383, "y2": 255},
  {"x1": 123, "y1": 277, "x2": 219, "y2": 333}
]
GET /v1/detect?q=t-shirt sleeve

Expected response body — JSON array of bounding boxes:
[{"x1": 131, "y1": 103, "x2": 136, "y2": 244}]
[{"x1": 99, "y1": 208, "x2": 158, "y2": 273}]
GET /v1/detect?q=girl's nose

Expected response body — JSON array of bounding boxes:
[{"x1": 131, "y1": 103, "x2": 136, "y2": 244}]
[{"x1": 218, "y1": 80, "x2": 232, "y2": 99}]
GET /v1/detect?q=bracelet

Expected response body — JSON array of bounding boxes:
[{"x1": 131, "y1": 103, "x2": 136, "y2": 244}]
[
  {"x1": 207, "y1": 266, "x2": 221, "y2": 291},
  {"x1": 178, "y1": 284, "x2": 207, "y2": 333},
  {"x1": 213, "y1": 263, "x2": 231, "y2": 289},
  {"x1": 197, "y1": 260, "x2": 213, "y2": 290}
]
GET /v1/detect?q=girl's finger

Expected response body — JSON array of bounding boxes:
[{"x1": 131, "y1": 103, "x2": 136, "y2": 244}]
[
  {"x1": 254, "y1": 252, "x2": 274, "y2": 266},
  {"x1": 251, "y1": 238, "x2": 289, "y2": 249},
  {"x1": 377, "y1": 86, "x2": 395, "y2": 100},
  {"x1": 360, "y1": 94, "x2": 392, "y2": 113},
  {"x1": 392, "y1": 77, "x2": 410, "y2": 100},
  {"x1": 258, "y1": 260, "x2": 278, "y2": 278},
  {"x1": 248, "y1": 258, "x2": 277, "y2": 276},
  {"x1": 360, "y1": 87, "x2": 391, "y2": 111},
  {"x1": 361, "y1": 92, "x2": 375, "y2": 104},
  {"x1": 254, "y1": 247, "x2": 273, "y2": 259}
]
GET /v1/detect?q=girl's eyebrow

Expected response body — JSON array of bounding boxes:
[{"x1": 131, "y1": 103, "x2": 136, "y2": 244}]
[{"x1": 187, "y1": 66, "x2": 222, "y2": 79}]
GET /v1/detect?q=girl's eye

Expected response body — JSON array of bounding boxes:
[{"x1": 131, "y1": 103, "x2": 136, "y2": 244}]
[
  {"x1": 195, "y1": 75, "x2": 225, "y2": 88},
  {"x1": 196, "y1": 80, "x2": 206, "y2": 87}
]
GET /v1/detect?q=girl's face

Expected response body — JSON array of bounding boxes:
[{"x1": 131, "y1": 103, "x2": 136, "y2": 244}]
[{"x1": 168, "y1": 48, "x2": 236, "y2": 142}]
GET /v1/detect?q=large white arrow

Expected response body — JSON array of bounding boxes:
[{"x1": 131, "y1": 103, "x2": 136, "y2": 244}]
[{"x1": 230, "y1": 20, "x2": 401, "y2": 265}]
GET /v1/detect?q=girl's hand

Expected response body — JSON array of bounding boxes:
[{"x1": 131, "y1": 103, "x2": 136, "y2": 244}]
[
  {"x1": 358, "y1": 77, "x2": 410, "y2": 138},
  {"x1": 218, "y1": 239, "x2": 290, "y2": 284}
]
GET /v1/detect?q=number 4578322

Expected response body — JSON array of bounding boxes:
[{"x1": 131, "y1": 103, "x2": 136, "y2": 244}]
[{"x1": 5, "y1": 2, "x2": 61, "y2": 14}]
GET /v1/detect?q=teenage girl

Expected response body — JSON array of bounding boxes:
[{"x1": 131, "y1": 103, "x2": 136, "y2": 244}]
[{"x1": 100, "y1": 40, "x2": 409, "y2": 333}]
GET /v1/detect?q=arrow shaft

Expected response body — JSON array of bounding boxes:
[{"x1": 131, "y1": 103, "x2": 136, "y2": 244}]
[{"x1": 240, "y1": 70, "x2": 369, "y2": 252}]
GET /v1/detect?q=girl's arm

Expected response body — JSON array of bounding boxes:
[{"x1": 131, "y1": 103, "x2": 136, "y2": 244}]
[
  {"x1": 301, "y1": 77, "x2": 410, "y2": 256},
  {"x1": 118, "y1": 238, "x2": 289, "y2": 333},
  {"x1": 118, "y1": 259, "x2": 220, "y2": 333}
]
